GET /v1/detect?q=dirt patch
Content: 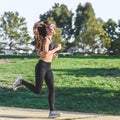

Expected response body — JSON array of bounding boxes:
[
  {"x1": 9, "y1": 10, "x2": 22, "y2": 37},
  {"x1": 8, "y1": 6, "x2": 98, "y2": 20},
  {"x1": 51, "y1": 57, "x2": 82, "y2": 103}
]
[{"x1": 0, "y1": 59, "x2": 11, "y2": 64}]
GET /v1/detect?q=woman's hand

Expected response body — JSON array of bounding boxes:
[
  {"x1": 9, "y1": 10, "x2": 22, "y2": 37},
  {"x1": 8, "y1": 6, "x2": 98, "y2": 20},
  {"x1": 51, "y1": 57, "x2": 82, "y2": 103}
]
[{"x1": 53, "y1": 53, "x2": 58, "y2": 59}]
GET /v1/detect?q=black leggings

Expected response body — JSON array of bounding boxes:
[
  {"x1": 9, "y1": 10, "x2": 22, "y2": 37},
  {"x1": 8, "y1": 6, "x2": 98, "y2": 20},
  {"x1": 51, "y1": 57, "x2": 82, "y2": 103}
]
[{"x1": 22, "y1": 60, "x2": 55, "y2": 111}]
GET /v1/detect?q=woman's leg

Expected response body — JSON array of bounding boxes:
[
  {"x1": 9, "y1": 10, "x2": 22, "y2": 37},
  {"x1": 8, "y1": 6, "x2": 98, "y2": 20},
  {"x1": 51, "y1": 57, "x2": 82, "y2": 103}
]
[
  {"x1": 45, "y1": 70, "x2": 55, "y2": 111},
  {"x1": 45, "y1": 70, "x2": 62, "y2": 118},
  {"x1": 22, "y1": 61, "x2": 45, "y2": 94}
]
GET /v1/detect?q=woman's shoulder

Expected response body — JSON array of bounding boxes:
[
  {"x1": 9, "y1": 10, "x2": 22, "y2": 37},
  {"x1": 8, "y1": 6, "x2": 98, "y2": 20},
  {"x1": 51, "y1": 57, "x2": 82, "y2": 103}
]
[
  {"x1": 46, "y1": 36, "x2": 52, "y2": 41},
  {"x1": 43, "y1": 37, "x2": 51, "y2": 45}
]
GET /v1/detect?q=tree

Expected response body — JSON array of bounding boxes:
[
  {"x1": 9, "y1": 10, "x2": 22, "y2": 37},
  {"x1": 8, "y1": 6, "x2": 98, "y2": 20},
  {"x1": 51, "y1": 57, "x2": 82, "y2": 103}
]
[
  {"x1": 0, "y1": 11, "x2": 31, "y2": 53},
  {"x1": 116, "y1": 20, "x2": 120, "y2": 54},
  {"x1": 104, "y1": 19, "x2": 120, "y2": 54},
  {"x1": 52, "y1": 27, "x2": 66, "y2": 52},
  {"x1": 0, "y1": 41, "x2": 6, "y2": 54},
  {"x1": 39, "y1": 3, "x2": 73, "y2": 51},
  {"x1": 74, "y1": 2, "x2": 110, "y2": 54}
]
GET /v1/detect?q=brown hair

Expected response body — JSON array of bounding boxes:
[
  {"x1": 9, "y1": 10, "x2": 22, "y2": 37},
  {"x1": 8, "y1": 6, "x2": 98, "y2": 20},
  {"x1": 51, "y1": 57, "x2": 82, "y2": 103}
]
[
  {"x1": 31, "y1": 21, "x2": 45, "y2": 47},
  {"x1": 31, "y1": 20, "x2": 55, "y2": 48}
]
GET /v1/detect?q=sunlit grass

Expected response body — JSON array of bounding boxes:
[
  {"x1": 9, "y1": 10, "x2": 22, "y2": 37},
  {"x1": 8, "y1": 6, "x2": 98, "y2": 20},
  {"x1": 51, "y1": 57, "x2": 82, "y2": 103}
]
[{"x1": 0, "y1": 55, "x2": 120, "y2": 115}]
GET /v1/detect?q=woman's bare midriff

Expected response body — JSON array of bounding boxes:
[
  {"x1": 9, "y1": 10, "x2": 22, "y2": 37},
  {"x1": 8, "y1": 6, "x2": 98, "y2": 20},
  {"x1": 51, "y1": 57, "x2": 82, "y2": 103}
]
[{"x1": 41, "y1": 54, "x2": 53, "y2": 63}]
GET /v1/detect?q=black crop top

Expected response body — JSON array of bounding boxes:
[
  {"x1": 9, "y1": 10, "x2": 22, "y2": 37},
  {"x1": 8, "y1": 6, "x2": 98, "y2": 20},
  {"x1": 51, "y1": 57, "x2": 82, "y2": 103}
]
[
  {"x1": 40, "y1": 37, "x2": 56, "y2": 51},
  {"x1": 47, "y1": 36, "x2": 56, "y2": 50},
  {"x1": 49, "y1": 41, "x2": 56, "y2": 50}
]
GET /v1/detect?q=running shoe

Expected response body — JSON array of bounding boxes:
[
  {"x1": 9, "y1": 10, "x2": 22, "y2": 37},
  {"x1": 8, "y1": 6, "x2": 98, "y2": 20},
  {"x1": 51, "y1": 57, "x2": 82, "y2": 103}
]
[
  {"x1": 13, "y1": 76, "x2": 23, "y2": 91},
  {"x1": 48, "y1": 111, "x2": 63, "y2": 118}
]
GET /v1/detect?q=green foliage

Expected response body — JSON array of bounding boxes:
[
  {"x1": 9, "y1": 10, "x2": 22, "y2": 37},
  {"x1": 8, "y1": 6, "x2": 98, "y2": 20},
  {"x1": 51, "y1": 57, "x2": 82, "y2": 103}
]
[
  {"x1": 0, "y1": 11, "x2": 31, "y2": 51},
  {"x1": 0, "y1": 55, "x2": 120, "y2": 115},
  {"x1": 74, "y1": 2, "x2": 111, "y2": 53},
  {"x1": 39, "y1": 2, "x2": 119, "y2": 54},
  {"x1": 104, "y1": 19, "x2": 120, "y2": 54},
  {"x1": 52, "y1": 28, "x2": 66, "y2": 51}
]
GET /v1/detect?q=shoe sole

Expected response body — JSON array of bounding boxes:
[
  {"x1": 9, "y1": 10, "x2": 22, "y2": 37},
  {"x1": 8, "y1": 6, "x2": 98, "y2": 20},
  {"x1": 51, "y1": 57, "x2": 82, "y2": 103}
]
[{"x1": 48, "y1": 114, "x2": 62, "y2": 118}]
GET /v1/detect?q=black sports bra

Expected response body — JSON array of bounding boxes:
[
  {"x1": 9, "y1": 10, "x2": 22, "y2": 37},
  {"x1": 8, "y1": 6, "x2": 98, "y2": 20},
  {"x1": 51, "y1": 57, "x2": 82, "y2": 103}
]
[
  {"x1": 47, "y1": 36, "x2": 56, "y2": 50},
  {"x1": 40, "y1": 37, "x2": 56, "y2": 51},
  {"x1": 49, "y1": 41, "x2": 56, "y2": 50}
]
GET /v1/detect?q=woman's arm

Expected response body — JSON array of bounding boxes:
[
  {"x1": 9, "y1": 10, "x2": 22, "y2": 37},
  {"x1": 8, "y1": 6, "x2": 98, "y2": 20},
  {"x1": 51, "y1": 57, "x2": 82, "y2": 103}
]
[{"x1": 37, "y1": 49, "x2": 42, "y2": 56}]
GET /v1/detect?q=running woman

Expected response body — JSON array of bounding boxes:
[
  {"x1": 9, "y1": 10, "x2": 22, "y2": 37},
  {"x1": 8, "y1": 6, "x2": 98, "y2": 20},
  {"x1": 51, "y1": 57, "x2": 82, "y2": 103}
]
[{"x1": 13, "y1": 20, "x2": 62, "y2": 118}]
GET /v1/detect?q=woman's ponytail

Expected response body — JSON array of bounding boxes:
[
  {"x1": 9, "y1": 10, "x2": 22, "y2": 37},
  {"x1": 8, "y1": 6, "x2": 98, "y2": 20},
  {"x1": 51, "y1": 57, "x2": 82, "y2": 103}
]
[{"x1": 31, "y1": 21, "x2": 47, "y2": 47}]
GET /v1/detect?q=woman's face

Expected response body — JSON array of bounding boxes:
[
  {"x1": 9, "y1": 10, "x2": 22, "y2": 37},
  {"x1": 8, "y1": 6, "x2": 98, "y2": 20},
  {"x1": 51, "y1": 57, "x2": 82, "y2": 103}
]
[{"x1": 46, "y1": 24, "x2": 56, "y2": 35}]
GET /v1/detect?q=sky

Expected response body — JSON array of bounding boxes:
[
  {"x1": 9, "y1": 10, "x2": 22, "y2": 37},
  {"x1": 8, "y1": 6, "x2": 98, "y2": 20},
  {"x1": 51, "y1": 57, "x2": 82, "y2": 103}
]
[{"x1": 0, "y1": 0, "x2": 120, "y2": 36}]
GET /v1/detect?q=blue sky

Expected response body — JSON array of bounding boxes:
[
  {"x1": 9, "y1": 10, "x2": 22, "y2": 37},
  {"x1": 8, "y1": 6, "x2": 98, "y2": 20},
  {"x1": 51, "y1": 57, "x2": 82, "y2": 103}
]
[{"x1": 0, "y1": 0, "x2": 120, "y2": 36}]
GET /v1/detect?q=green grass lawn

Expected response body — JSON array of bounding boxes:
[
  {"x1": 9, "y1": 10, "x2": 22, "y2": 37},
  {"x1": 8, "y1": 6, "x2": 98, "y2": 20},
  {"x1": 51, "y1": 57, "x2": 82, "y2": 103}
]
[{"x1": 0, "y1": 55, "x2": 120, "y2": 115}]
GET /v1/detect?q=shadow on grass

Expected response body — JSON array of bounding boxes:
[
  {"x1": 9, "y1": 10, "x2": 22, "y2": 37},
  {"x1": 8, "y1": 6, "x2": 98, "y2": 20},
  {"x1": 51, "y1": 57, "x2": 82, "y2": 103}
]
[
  {"x1": 53, "y1": 68, "x2": 120, "y2": 77},
  {"x1": 0, "y1": 86, "x2": 120, "y2": 115},
  {"x1": 55, "y1": 87, "x2": 120, "y2": 115}
]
